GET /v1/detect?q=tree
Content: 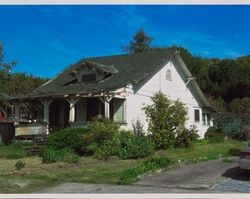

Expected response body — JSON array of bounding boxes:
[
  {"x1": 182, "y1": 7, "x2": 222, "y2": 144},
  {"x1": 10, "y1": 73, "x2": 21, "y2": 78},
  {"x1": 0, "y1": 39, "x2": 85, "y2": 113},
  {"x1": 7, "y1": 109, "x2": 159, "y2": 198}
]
[
  {"x1": 0, "y1": 43, "x2": 16, "y2": 106},
  {"x1": 143, "y1": 92, "x2": 188, "y2": 149},
  {"x1": 126, "y1": 29, "x2": 152, "y2": 53}
]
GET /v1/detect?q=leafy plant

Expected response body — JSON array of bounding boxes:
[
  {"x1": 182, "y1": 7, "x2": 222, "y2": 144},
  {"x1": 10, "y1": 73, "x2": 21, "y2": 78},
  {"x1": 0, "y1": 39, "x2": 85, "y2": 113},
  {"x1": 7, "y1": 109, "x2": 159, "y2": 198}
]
[
  {"x1": 14, "y1": 160, "x2": 25, "y2": 170},
  {"x1": 117, "y1": 131, "x2": 155, "y2": 159},
  {"x1": 42, "y1": 148, "x2": 79, "y2": 164},
  {"x1": 45, "y1": 127, "x2": 90, "y2": 155},
  {"x1": 174, "y1": 125, "x2": 200, "y2": 148},
  {"x1": 119, "y1": 156, "x2": 171, "y2": 184},
  {"x1": 132, "y1": 119, "x2": 145, "y2": 136},
  {"x1": 143, "y1": 92, "x2": 188, "y2": 149},
  {"x1": 205, "y1": 127, "x2": 226, "y2": 143}
]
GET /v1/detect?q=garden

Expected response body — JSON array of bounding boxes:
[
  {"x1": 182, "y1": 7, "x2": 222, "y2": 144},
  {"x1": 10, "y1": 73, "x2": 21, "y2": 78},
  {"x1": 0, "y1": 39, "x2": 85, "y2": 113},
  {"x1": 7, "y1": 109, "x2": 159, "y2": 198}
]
[{"x1": 0, "y1": 92, "x2": 248, "y2": 193}]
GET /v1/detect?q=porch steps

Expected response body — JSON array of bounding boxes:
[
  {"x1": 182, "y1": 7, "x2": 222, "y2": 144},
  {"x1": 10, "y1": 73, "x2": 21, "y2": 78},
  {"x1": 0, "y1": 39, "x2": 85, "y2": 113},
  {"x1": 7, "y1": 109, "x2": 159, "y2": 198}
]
[{"x1": 29, "y1": 135, "x2": 48, "y2": 156}]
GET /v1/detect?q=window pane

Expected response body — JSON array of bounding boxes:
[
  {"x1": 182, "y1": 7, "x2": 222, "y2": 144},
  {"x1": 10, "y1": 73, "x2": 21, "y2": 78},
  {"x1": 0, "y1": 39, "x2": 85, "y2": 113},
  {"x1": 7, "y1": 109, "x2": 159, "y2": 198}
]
[
  {"x1": 194, "y1": 109, "x2": 200, "y2": 122},
  {"x1": 202, "y1": 113, "x2": 206, "y2": 125},
  {"x1": 207, "y1": 114, "x2": 211, "y2": 126}
]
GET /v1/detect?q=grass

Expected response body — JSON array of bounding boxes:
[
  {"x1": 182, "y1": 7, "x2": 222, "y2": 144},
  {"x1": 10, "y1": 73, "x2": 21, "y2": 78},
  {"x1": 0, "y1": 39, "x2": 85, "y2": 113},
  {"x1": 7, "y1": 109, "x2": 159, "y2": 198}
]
[
  {"x1": 0, "y1": 139, "x2": 247, "y2": 193},
  {"x1": 155, "y1": 139, "x2": 247, "y2": 162},
  {"x1": 0, "y1": 141, "x2": 32, "y2": 159}
]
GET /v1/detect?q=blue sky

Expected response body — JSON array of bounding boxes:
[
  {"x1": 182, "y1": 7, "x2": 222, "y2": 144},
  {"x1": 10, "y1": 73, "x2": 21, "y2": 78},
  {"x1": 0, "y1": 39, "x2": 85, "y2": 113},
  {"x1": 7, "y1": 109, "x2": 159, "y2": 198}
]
[{"x1": 0, "y1": 5, "x2": 249, "y2": 78}]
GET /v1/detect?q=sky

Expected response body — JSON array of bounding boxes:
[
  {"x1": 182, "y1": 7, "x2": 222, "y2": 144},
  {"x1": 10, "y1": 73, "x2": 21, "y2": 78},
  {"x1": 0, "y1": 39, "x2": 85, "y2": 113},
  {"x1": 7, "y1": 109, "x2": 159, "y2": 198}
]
[{"x1": 0, "y1": 5, "x2": 250, "y2": 78}]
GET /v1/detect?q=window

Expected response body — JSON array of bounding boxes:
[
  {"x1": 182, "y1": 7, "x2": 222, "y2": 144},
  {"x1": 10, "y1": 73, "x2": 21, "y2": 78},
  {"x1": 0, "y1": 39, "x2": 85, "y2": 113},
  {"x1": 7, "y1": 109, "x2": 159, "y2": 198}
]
[
  {"x1": 194, "y1": 109, "x2": 200, "y2": 122},
  {"x1": 165, "y1": 69, "x2": 172, "y2": 81},
  {"x1": 82, "y1": 74, "x2": 96, "y2": 82},
  {"x1": 202, "y1": 113, "x2": 211, "y2": 126},
  {"x1": 207, "y1": 114, "x2": 211, "y2": 126},
  {"x1": 202, "y1": 113, "x2": 206, "y2": 125}
]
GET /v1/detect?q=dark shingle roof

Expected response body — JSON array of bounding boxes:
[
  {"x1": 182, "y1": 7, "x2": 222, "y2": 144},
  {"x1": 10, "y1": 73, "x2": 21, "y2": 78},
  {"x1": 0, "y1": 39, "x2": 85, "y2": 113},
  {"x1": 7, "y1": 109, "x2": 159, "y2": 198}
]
[{"x1": 21, "y1": 49, "x2": 176, "y2": 98}]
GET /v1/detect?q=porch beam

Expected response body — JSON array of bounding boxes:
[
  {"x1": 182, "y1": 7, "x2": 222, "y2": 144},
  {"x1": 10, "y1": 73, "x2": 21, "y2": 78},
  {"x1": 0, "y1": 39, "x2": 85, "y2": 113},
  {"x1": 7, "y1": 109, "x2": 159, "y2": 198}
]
[
  {"x1": 99, "y1": 95, "x2": 113, "y2": 119},
  {"x1": 14, "y1": 102, "x2": 20, "y2": 125},
  {"x1": 41, "y1": 99, "x2": 53, "y2": 134},
  {"x1": 66, "y1": 98, "x2": 80, "y2": 123}
]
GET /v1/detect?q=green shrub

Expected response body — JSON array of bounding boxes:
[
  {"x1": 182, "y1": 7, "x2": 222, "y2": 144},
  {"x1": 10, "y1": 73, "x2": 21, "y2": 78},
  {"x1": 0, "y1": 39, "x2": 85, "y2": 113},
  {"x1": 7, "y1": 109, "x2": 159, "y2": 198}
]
[
  {"x1": 90, "y1": 138, "x2": 119, "y2": 160},
  {"x1": 117, "y1": 131, "x2": 155, "y2": 159},
  {"x1": 45, "y1": 127, "x2": 90, "y2": 155},
  {"x1": 132, "y1": 119, "x2": 145, "y2": 136},
  {"x1": 14, "y1": 160, "x2": 25, "y2": 170},
  {"x1": 88, "y1": 116, "x2": 120, "y2": 146},
  {"x1": 85, "y1": 116, "x2": 120, "y2": 159},
  {"x1": 205, "y1": 127, "x2": 226, "y2": 143},
  {"x1": 119, "y1": 157, "x2": 171, "y2": 184},
  {"x1": 174, "y1": 126, "x2": 199, "y2": 148},
  {"x1": 0, "y1": 141, "x2": 28, "y2": 159},
  {"x1": 42, "y1": 148, "x2": 79, "y2": 164},
  {"x1": 143, "y1": 92, "x2": 188, "y2": 149}
]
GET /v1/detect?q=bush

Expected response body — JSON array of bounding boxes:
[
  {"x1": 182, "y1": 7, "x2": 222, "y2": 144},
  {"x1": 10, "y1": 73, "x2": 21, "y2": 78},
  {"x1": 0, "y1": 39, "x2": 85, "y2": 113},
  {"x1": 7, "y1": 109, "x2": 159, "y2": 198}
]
[
  {"x1": 119, "y1": 156, "x2": 171, "y2": 184},
  {"x1": 231, "y1": 126, "x2": 250, "y2": 141},
  {"x1": 143, "y1": 92, "x2": 188, "y2": 149},
  {"x1": 174, "y1": 126, "x2": 199, "y2": 148},
  {"x1": 205, "y1": 127, "x2": 226, "y2": 143},
  {"x1": 42, "y1": 148, "x2": 79, "y2": 164},
  {"x1": 132, "y1": 119, "x2": 145, "y2": 136},
  {"x1": 45, "y1": 127, "x2": 90, "y2": 155},
  {"x1": 0, "y1": 141, "x2": 28, "y2": 159},
  {"x1": 117, "y1": 131, "x2": 155, "y2": 159},
  {"x1": 88, "y1": 116, "x2": 120, "y2": 146},
  {"x1": 14, "y1": 160, "x2": 25, "y2": 170},
  {"x1": 86, "y1": 116, "x2": 120, "y2": 159}
]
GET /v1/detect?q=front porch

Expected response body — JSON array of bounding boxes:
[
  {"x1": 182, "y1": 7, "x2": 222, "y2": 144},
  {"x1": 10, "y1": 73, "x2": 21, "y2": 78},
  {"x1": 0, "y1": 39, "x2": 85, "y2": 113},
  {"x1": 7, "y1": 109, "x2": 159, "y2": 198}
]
[{"x1": 12, "y1": 94, "x2": 127, "y2": 137}]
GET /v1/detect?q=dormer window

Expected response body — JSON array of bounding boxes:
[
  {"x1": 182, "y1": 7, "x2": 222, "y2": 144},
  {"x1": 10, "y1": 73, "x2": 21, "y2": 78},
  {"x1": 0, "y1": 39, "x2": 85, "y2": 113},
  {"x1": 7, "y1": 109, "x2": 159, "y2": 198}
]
[
  {"x1": 165, "y1": 69, "x2": 172, "y2": 81},
  {"x1": 82, "y1": 73, "x2": 96, "y2": 82}
]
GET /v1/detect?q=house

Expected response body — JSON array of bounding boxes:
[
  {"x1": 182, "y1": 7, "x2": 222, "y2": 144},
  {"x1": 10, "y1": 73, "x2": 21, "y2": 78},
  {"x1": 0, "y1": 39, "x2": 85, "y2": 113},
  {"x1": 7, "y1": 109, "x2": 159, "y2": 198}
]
[{"x1": 10, "y1": 49, "x2": 213, "y2": 138}]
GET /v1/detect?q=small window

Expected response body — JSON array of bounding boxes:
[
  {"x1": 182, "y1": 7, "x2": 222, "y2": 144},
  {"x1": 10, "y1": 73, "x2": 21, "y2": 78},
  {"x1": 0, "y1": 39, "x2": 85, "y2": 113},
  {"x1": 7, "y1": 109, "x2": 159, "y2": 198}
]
[
  {"x1": 207, "y1": 114, "x2": 211, "y2": 126},
  {"x1": 165, "y1": 69, "x2": 172, "y2": 81},
  {"x1": 82, "y1": 74, "x2": 96, "y2": 82},
  {"x1": 202, "y1": 113, "x2": 206, "y2": 125},
  {"x1": 194, "y1": 109, "x2": 200, "y2": 122}
]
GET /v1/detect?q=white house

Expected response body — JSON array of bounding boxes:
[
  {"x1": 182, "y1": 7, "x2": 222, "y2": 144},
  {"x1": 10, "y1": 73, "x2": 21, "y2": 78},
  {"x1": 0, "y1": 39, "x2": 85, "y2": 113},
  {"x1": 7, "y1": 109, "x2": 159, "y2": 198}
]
[{"x1": 11, "y1": 49, "x2": 213, "y2": 138}]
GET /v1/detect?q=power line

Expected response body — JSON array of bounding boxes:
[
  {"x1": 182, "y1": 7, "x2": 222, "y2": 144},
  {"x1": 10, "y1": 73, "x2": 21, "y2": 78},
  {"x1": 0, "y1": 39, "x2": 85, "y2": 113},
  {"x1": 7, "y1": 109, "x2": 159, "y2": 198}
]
[{"x1": 27, "y1": 6, "x2": 83, "y2": 58}]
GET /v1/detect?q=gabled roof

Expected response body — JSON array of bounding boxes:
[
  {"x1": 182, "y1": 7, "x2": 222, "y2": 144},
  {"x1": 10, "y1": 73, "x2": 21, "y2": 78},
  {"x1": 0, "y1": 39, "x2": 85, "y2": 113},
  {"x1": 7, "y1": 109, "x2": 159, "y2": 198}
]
[{"x1": 11, "y1": 49, "x2": 212, "y2": 109}]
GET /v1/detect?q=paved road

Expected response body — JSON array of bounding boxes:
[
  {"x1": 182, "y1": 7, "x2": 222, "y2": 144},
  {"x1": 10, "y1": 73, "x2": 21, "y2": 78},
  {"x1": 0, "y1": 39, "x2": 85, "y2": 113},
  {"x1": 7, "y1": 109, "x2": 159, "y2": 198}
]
[
  {"x1": 210, "y1": 167, "x2": 250, "y2": 193},
  {"x1": 37, "y1": 157, "x2": 249, "y2": 193}
]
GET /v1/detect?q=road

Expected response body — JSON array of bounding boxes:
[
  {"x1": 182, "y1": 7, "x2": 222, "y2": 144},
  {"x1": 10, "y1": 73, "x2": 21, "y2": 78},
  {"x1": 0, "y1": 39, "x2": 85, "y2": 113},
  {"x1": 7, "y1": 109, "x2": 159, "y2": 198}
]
[{"x1": 37, "y1": 157, "x2": 250, "y2": 193}]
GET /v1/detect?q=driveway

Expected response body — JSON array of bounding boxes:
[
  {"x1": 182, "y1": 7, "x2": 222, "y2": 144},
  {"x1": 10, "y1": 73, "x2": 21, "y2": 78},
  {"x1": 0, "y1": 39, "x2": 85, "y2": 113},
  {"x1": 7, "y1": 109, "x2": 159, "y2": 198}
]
[{"x1": 37, "y1": 157, "x2": 249, "y2": 193}]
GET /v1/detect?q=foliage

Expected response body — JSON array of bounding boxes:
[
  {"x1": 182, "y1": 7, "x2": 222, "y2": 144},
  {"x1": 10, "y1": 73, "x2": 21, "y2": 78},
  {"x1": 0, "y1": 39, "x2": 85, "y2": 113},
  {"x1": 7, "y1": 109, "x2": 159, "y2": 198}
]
[
  {"x1": 174, "y1": 125, "x2": 200, "y2": 148},
  {"x1": 0, "y1": 141, "x2": 28, "y2": 159},
  {"x1": 88, "y1": 116, "x2": 120, "y2": 147},
  {"x1": 87, "y1": 116, "x2": 120, "y2": 158},
  {"x1": 143, "y1": 92, "x2": 188, "y2": 149},
  {"x1": 45, "y1": 127, "x2": 91, "y2": 155},
  {"x1": 14, "y1": 160, "x2": 25, "y2": 170},
  {"x1": 118, "y1": 156, "x2": 171, "y2": 184},
  {"x1": 89, "y1": 139, "x2": 119, "y2": 160},
  {"x1": 42, "y1": 147, "x2": 79, "y2": 164},
  {"x1": 204, "y1": 127, "x2": 226, "y2": 143},
  {"x1": 126, "y1": 29, "x2": 153, "y2": 53},
  {"x1": 117, "y1": 131, "x2": 155, "y2": 159},
  {"x1": 132, "y1": 119, "x2": 145, "y2": 136}
]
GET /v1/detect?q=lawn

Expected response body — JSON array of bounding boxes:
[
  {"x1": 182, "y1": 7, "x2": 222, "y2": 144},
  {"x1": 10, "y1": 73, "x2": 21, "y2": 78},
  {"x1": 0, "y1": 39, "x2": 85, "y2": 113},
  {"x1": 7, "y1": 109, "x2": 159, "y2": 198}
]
[{"x1": 0, "y1": 139, "x2": 247, "y2": 193}]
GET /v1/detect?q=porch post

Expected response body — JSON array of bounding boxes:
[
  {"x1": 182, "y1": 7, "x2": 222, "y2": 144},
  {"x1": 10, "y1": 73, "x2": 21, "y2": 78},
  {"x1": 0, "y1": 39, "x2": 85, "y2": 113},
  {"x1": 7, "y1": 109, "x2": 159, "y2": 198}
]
[
  {"x1": 67, "y1": 98, "x2": 79, "y2": 123},
  {"x1": 41, "y1": 99, "x2": 53, "y2": 134},
  {"x1": 14, "y1": 102, "x2": 20, "y2": 125},
  {"x1": 99, "y1": 95, "x2": 113, "y2": 119}
]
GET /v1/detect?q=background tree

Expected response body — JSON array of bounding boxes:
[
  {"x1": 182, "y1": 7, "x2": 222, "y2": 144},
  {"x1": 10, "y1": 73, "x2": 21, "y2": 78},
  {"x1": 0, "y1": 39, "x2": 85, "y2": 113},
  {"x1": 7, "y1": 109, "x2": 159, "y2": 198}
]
[
  {"x1": 126, "y1": 29, "x2": 153, "y2": 53},
  {"x1": 0, "y1": 43, "x2": 16, "y2": 106},
  {"x1": 143, "y1": 92, "x2": 188, "y2": 149}
]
